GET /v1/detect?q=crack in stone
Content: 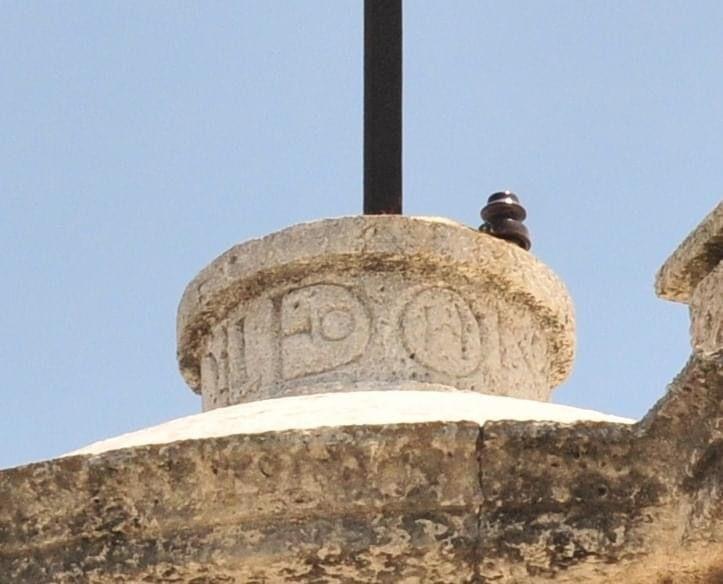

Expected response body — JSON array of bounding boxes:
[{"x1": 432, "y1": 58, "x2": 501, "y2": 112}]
[{"x1": 472, "y1": 424, "x2": 485, "y2": 584}]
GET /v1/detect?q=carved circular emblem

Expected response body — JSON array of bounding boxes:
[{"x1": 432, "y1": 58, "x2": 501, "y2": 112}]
[
  {"x1": 320, "y1": 308, "x2": 356, "y2": 341},
  {"x1": 280, "y1": 284, "x2": 370, "y2": 380},
  {"x1": 401, "y1": 287, "x2": 481, "y2": 376}
]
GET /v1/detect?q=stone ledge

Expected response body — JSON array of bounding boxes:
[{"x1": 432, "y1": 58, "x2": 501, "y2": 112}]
[
  {"x1": 65, "y1": 389, "x2": 633, "y2": 458},
  {"x1": 2, "y1": 354, "x2": 720, "y2": 583},
  {"x1": 656, "y1": 202, "x2": 723, "y2": 304}
]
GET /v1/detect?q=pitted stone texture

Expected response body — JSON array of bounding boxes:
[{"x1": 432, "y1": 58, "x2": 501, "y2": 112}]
[
  {"x1": 656, "y1": 201, "x2": 723, "y2": 304},
  {"x1": 2, "y1": 423, "x2": 483, "y2": 583},
  {"x1": 177, "y1": 216, "x2": 575, "y2": 409},
  {"x1": 1, "y1": 354, "x2": 720, "y2": 583},
  {"x1": 691, "y1": 261, "x2": 723, "y2": 357}
]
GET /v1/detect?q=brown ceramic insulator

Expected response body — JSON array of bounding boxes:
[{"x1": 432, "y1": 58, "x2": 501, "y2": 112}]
[{"x1": 479, "y1": 191, "x2": 532, "y2": 251}]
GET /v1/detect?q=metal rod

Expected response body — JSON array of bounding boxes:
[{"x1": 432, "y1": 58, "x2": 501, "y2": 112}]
[{"x1": 364, "y1": 0, "x2": 402, "y2": 215}]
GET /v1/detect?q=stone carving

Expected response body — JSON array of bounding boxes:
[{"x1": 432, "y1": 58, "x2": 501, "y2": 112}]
[
  {"x1": 401, "y1": 287, "x2": 481, "y2": 377},
  {"x1": 200, "y1": 286, "x2": 371, "y2": 404},
  {"x1": 199, "y1": 278, "x2": 551, "y2": 406},
  {"x1": 201, "y1": 326, "x2": 230, "y2": 407},
  {"x1": 200, "y1": 352, "x2": 219, "y2": 396},
  {"x1": 179, "y1": 216, "x2": 577, "y2": 406},
  {"x1": 227, "y1": 318, "x2": 248, "y2": 389},
  {"x1": 281, "y1": 284, "x2": 370, "y2": 380},
  {"x1": 201, "y1": 316, "x2": 259, "y2": 406}
]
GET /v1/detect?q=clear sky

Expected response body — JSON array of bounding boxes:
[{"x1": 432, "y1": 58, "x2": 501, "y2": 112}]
[{"x1": 1, "y1": 1, "x2": 721, "y2": 470}]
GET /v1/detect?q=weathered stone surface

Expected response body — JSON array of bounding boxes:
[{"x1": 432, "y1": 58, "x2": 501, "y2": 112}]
[
  {"x1": 1, "y1": 353, "x2": 720, "y2": 583},
  {"x1": 656, "y1": 201, "x2": 723, "y2": 304},
  {"x1": 691, "y1": 261, "x2": 723, "y2": 357},
  {"x1": 177, "y1": 216, "x2": 576, "y2": 409},
  {"x1": 5, "y1": 206, "x2": 721, "y2": 583},
  {"x1": 2, "y1": 423, "x2": 482, "y2": 583}
]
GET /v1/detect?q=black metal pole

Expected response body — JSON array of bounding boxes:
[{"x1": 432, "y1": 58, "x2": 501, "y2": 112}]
[{"x1": 364, "y1": 0, "x2": 402, "y2": 215}]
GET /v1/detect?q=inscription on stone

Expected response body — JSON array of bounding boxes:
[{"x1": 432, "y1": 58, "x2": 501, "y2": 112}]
[
  {"x1": 201, "y1": 286, "x2": 372, "y2": 402},
  {"x1": 401, "y1": 287, "x2": 481, "y2": 376},
  {"x1": 227, "y1": 318, "x2": 248, "y2": 388},
  {"x1": 201, "y1": 352, "x2": 219, "y2": 396},
  {"x1": 184, "y1": 215, "x2": 575, "y2": 408},
  {"x1": 280, "y1": 284, "x2": 370, "y2": 380}
]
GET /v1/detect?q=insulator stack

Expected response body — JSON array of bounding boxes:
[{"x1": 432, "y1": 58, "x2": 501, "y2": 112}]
[{"x1": 480, "y1": 191, "x2": 531, "y2": 251}]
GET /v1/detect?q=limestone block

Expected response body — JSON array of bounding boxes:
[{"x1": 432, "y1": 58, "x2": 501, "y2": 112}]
[
  {"x1": 177, "y1": 216, "x2": 576, "y2": 410},
  {"x1": 2, "y1": 352, "x2": 721, "y2": 583},
  {"x1": 656, "y1": 201, "x2": 723, "y2": 304},
  {"x1": 690, "y1": 261, "x2": 723, "y2": 357}
]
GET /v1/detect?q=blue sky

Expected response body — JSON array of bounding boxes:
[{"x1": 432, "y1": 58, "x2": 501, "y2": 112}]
[{"x1": 1, "y1": 1, "x2": 721, "y2": 469}]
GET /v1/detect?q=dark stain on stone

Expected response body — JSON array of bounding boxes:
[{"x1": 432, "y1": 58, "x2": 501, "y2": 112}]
[{"x1": 703, "y1": 565, "x2": 723, "y2": 584}]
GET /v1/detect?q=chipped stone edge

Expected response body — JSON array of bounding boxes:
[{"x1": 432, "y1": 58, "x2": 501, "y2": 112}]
[{"x1": 655, "y1": 201, "x2": 723, "y2": 303}]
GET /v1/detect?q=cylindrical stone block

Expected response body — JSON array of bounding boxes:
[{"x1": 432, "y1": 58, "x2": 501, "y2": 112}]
[{"x1": 177, "y1": 216, "x2": 575, "y2": 410}]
